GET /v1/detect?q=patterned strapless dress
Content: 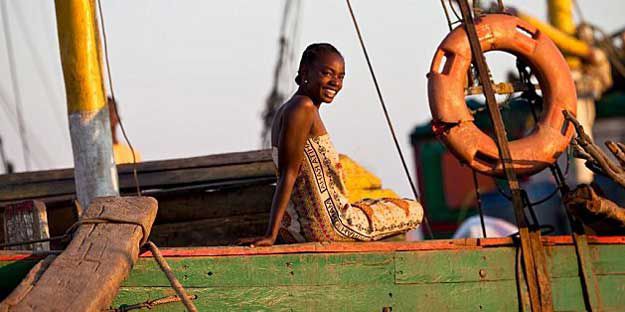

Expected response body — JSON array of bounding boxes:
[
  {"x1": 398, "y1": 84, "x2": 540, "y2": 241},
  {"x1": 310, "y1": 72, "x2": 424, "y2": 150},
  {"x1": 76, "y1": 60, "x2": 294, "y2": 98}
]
[{"x1": 272, "y1": 133, "x2": 423, "y2": 242}]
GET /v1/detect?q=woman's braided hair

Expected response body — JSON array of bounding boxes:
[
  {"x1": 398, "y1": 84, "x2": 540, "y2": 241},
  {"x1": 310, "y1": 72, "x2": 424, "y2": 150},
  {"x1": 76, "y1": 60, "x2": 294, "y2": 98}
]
[{"x1": 295, "y1": 43, "x2": 342, "y2": 85}]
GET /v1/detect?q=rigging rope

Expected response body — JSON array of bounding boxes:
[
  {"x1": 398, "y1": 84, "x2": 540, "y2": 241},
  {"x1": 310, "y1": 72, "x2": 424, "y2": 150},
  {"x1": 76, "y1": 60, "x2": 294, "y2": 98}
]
[
  {"x1": 96, "y1": 0, "x2": 141, "y2": 196},
  {"x1": 439, "y1": 0, "x2": 454, "y2": 31},
  {"x1": 12, "y1": 3, "x2": 66, "y2": 134},
  {"x1": 0, "y1": 92, "x2": 53, "y2": 167},
  {"x1": 344, "y1": 0, "x2": 434, "y2": 239},
  {"x1": 1, "y1": 1, "x2": 31, "y2": 170},
  {"x1": 448, "y1": 0, "x2": 462, "y2": 22}
]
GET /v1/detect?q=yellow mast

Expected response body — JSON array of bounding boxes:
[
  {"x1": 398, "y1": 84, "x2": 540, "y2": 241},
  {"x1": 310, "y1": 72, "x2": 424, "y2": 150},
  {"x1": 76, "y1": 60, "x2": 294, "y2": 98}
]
[
  {"x1": 548, "y1": 0, "x2": 576, "y2": 35},
  {"x1": 516, "y1": 12, "x2": 590, "y2": 60},
  {"x1": 547, "y1": 0, "x2": 582, "y2": 68},
  {"x1": 55, "y1": 0, "x2": 119, "y2": 208},
  {"x1": 516, "y1": 0, "x2": 590, "y2": 69}
]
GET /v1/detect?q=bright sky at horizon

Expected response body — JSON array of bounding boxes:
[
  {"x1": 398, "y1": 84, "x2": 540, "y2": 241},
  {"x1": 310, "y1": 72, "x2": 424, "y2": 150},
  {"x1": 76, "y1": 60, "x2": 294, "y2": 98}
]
[{"x1": 0, "y1": 0, "x2": 623, "y2": 197}]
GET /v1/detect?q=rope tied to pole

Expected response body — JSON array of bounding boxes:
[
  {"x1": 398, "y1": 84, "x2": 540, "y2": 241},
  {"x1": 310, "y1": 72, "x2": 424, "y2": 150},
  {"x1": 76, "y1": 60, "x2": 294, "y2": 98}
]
[{"x1": 96, "y1": 0, "x2": 142, "y2": 196}]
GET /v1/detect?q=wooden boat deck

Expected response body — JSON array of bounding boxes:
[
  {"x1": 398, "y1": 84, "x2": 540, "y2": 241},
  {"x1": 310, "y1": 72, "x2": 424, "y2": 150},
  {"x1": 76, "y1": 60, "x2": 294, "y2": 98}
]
[{"x1": 2, "y1": 236, "x2": 625, "y2": 311}]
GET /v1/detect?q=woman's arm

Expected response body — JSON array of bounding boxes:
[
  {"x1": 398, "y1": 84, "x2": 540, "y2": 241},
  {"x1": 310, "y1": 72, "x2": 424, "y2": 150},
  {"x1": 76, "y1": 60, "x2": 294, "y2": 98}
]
[{"x1": 237, "y1": 98, "x2": 315, "y2": 247}]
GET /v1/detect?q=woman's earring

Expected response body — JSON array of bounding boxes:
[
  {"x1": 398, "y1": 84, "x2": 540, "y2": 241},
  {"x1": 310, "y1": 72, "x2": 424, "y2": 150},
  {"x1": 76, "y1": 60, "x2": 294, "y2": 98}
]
[{"x1": 304, "y1": 79, "x2": 309, "y2": 84}]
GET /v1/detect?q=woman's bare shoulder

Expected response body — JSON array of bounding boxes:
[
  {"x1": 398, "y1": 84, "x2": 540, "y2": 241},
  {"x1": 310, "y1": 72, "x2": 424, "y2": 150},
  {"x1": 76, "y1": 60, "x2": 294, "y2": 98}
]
[
  {"x1": 272, "y1": 96, "x2": 315, "y2": 144},
  {"x1": 283, "y1": 95, "x2": 315, "y2": 115}
]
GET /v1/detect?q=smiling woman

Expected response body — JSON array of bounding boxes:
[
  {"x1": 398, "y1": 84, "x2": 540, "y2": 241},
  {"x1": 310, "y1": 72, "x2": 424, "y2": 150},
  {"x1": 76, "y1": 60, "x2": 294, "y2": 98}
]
[{"x1": 237, "y1": 43, "x2": 424, "y2": 246}]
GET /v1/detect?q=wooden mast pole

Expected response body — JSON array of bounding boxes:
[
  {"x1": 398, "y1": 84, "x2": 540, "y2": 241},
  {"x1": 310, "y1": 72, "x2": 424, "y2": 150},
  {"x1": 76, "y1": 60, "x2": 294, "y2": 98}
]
[{"x1": 54, "y1": 0, "x2": 119, "y2": 209}]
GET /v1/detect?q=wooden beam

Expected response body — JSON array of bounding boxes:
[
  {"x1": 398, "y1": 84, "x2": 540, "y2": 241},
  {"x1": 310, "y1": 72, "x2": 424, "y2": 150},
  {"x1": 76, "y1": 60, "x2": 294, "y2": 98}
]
[
  {"x1": 0, "y1": 150, "x2": 275, "y2": 203},
  {"x1": 0, "y1": 150, "x2": 272, "y2": 186},
  {"x1": 0, "y1": 196, "x2": 157, "y2": 311}
]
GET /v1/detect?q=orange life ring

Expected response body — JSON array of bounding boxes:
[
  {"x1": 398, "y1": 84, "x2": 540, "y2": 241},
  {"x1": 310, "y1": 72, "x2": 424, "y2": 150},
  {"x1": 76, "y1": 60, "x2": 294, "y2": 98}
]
[{"x1": 427, "y1": 14, "x2": 577, "y2": 177}]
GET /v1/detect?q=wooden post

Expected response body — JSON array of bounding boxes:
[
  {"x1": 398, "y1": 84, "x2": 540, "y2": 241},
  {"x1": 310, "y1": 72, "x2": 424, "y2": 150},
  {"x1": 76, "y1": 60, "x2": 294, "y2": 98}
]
[
  {"x1": 2, "y1": 201, "x2": 50, "y2": 251},
  {"x1": 54, "y1": 0, "x2": 119, "y2": 209},
  {"x1": 0, "y1": 196, "x2": 158, "y2": 311}
]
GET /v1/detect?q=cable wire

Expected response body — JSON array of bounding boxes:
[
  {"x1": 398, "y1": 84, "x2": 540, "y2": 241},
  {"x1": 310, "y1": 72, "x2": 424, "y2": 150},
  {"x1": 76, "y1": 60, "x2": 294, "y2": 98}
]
[
  {"x1": 96, "y1": 0, "x2": 141, "y2": 196},
  {"x1": 0, "y1": 90, "x2": 54, "y2": 167},
  {"x1": 345, "y1": 0, "x2": 434, "y2": 239},
  {"x1": 12, "y1": 3, "x2": 66, "y2": 133},
  {"x1": 439, "y1": 0, "x2": 454, "y2": 31},
  {"x1": 448, "y1": 0, "x2": 462, "y2": 21}
]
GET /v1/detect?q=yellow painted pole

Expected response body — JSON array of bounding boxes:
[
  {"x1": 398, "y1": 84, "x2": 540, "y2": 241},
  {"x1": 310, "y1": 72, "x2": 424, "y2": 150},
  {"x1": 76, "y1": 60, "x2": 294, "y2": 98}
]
[
  {"x1": 517, "y1": 12, "x2": 590, "y2": 59},
  {"x1": 55, "y1": 0, "x2": 119, "y2": 208},
  {"x1": 548, "y1": 0, "x2": 576, "y2": 35},
  {"x1": 547, "y1": 0, "x2": 582, "y2": 68}
]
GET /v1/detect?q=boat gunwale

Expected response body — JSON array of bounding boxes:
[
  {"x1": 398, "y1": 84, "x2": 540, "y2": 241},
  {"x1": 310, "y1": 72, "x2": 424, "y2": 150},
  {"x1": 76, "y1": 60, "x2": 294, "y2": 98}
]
[{"x1": 1, "y1": 235, "x2": 624, "y2": 261}]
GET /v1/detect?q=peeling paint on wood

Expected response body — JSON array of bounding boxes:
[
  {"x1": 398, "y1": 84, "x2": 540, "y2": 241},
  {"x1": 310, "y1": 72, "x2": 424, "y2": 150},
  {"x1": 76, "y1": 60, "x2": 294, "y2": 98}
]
[{"x1": 1, "y1": 239, "x2": 625, "y2": 311}]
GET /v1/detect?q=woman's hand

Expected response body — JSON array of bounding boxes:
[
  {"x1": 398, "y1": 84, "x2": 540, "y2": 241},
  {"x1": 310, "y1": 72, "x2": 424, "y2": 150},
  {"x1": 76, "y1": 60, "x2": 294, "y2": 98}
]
[{"x1": 235, "y1": 235, "x2": 276, "y2": 247}]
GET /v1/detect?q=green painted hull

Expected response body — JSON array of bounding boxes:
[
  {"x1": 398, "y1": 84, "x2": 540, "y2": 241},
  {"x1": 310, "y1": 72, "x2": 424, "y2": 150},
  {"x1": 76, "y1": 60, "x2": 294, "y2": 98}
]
[{"x1": 1, "y1": 238, "x2": 625, "y2": 311}]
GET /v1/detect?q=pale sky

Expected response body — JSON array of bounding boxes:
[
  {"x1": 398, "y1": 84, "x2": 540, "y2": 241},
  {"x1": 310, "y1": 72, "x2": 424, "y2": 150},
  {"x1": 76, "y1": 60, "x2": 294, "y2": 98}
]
[{"x1": 0, "y1": 1, "x2": 623, "y2": 197}]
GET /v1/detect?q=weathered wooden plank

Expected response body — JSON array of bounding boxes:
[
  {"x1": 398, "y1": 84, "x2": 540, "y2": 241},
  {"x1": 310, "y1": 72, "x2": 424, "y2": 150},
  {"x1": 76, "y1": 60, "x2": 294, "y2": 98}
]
[
  {"x1": 395, "y1": 244, "x2": 622, "y2": 284},
  {"x1": 124, "y1": 252, "x2": 394, "y2": 288},
  {"x1": 124, "y1": 149, "x2": 272, "y2": 173},
  {"x1": 113, "y1": 285, "x2": 395, "y2": 312},
  {"x1": 122, "y1": 244, "x2": 624, "y2": 288},
  {"x1": 0, "y1": 241, "x2": 625, "y2": 310},
  {"x1": 110, "y1": 275, "x2": 625, "y2": 312},
  {"x1": 592, "y1": 244, "x2": 625, "y2": 275},
  {"x1": 395, "y1": 248, "x2": 516, "y2": 284},
  {"x1": 0, "y1": 150, "x2": 272, "y2": 186},
  {"x1": 117, "y1": 162, "x2": 274, "y2": 190},
  {"x1": 0, "y1": 180, "x2": 76, "y2": 204},
  {"x1": 0, "y1": 162, "x2": 275, "y2": 202},
  {"x1": 2, "y1": 201, "x2": 49, "y2": 251},
  {"x1": 0, "y1": 196, "x2": 157, "y2": 312}
]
